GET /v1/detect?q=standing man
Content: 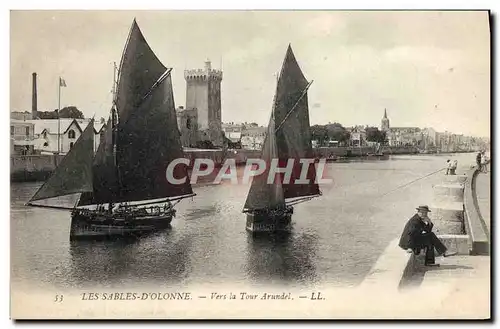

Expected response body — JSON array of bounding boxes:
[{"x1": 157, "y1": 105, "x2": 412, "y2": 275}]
[
  {"x1": 398, "y1": 205, "x2": 456, "y2": 266},
  {"x1": 476, "y1": 152, "x2": 482, "y2": 171},
  {"x1": 450, "y1": 160, "x2": 458, "y2": 175},
  {"x1": 481, "y1": 152, "x2": 488, "y2": 173}
]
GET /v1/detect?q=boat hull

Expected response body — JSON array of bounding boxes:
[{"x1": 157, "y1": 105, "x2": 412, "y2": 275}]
[
  {"x1": 69, "y1": 210, "x2": 173, "y2": 240},
  {"x1": 245, "y1": 206, "x2": 293, "y2": 234},
  {"x1": 366, "y1": 154, "x2": 389, "y2": 160}
]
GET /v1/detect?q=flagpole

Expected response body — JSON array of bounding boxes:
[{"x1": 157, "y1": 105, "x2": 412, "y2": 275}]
[{"x1": 57, "y1": 77, "x2": 61, "y2": 154}]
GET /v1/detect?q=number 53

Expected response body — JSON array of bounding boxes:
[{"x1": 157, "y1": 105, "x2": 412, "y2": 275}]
[{"x1": 54, "y1": 294, "x2": 64, "y2": 303}]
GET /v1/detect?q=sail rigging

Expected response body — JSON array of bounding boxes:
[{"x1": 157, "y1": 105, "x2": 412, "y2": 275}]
[
  {"x1": 243, "y1": 45, "x2": 320, "y2": 211},
  {"x1": 274, "y1": 45, "x2": 320, "y2": 200},
  {"x1": 114, "y1": 19, "x2": 168, "y2": 122},
  {"x1": 243, "y1": 109, "x2": 285, "y2": 211},
  {"x1": 78, "y1": 20, "x2": 193, "y2": 206},
  {"x1": 28, "y1": 119, "x2": 95, "y2": 203},
  {"x1": 114, "y1": 73, "x2": 193, "y2": 203}
]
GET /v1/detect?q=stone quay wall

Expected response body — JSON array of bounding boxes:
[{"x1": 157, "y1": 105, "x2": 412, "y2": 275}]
[
  {"x1": 10, "y1": 154, "x2": 64, "y2": 182},
  {"x1": 360, "y1": 166, "x2": 489, "y2": 290}
]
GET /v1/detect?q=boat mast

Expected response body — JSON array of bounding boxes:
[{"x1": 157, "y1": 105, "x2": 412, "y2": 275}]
[
  {"x1": 112, "y1": 61, "x2": 118, "y2": 102},
  {"x1": 110, "y1": 61, "x2": 119, "y2": 211}
]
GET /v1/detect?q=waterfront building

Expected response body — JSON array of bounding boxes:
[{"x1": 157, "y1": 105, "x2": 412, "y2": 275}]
[
  {"x1": 184, "y1": 60, "x2": 223, "y2": 147},
  {"x1": 10, "y1": 118, "x2": 105, "y2": 155},
  {"x1": 222, "y1": 123, "x2": 244, "y2": 147},
  {"x1": 386, "y1": 127, "x2": 421, "y2": 147},
  {"x1": 241, "y1": 126, "x2": 266, "y2": 150},
  {"x1": 10, "y1": 119, "x2": 36, "y2": 155},
  {"x1": 347, "y1": 126, "x2": 366, "y2": 147},
  {"x1": 421, "y1": 127, "x2": 438, "y2": 149},
  {"x1": 379, "y1": 109, "x2": 424, "y2": 147}
]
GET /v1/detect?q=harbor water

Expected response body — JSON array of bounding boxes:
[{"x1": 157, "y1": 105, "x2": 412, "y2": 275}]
[{"x1": 11, "y1": 153, "x2": 476, "y2": 290}]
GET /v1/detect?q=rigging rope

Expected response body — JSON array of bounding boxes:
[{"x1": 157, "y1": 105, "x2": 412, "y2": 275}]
[
  {"x1": 378, "y1": 167, "x2": 446, "y2": 198},
  {"x1": 275, "y1": 80, "x2": 314, "y2": 133}
]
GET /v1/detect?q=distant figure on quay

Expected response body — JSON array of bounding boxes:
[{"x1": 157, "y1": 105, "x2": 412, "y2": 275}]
[{"x1": 476, "y1": 152, "x2": 483, "y2": 172}]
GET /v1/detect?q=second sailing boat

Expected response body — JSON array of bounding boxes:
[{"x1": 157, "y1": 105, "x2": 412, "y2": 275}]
[
  {"x1": 27, "y1": 19, "x2": 195, "y2": 240},
  {"x1": 242, "y1": 45, "x2": 321, "y2": 233}
]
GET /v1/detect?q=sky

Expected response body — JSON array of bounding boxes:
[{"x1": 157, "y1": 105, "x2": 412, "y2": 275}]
[{"x1": 10, "y1": 10, "x2": 490, "y2": 137}]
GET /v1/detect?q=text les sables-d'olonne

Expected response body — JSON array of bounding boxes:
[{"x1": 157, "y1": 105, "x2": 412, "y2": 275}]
[{"x1": 80, "y1": 292, "x2": 325, "y2": 301}]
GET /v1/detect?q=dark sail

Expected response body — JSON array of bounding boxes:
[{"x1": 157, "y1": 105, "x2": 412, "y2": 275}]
[
  {"x1": 114, "y1": 19, "x2": 168, "y2": 123},
  {"x1": 273, "y1": 45, "x2": 320, "y2": 200},
  {"x1": 115, "y1": 73, "x2": 193, "y2": 203},
  {"x1": 29, "y1": 119, "x2": 95, "y2": 202},
  {"x1": 79, "y1": 19, "x2": 184, "y2": 206},
  {"x1": 243, "y1": 111, "x2": 285, "y2": 211},
  {"x1": 83, "y1": 114, "x2": 118, "y2": 205}
]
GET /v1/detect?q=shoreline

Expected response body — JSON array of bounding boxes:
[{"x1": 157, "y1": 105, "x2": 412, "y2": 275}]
[{"x1": 10, "y1": 149, "x2": 479, "y2": 183}]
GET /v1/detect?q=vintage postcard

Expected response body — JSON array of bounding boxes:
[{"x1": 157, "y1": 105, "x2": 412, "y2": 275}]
[{"x1": 9, "y1": 10, "x2": 491, "y2": 319}]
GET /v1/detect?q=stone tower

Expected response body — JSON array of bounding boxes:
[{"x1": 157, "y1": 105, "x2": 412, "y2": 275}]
[
  {"x1": 381, "y1": 108, "x2": 390, "y2": 132},
  {"x1": 184, "y1": 60, "x2": 223, "y2": 147}
]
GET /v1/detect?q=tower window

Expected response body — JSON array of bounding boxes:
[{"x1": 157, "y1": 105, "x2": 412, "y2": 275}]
[
  {"x1": 186, "y1": 118, "x2": 192, "y2": 129},
  {"x1": 68, "y1": 129, "x2": 76, "y2": 139},
  {"x1": 69, "y1": 142, "x2": 74, "y2": 149}
]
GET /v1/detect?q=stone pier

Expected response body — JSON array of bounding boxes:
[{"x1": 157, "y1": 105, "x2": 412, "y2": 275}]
[{"x1": 430, "y1": 174, "x2": 468, "y2": 239}]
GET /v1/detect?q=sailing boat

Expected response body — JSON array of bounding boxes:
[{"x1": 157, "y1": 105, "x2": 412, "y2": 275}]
[
  {"x1": 242, "y1": 45, "x2": 321, "y2": 233},
  {"x1": 26, "y1": 19, "x2": 195, "y2": 240}
]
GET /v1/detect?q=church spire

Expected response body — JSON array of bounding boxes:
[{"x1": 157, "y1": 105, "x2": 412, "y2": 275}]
[{"x1": 381, "y1": 108, "x2": 390, "y2": 132}]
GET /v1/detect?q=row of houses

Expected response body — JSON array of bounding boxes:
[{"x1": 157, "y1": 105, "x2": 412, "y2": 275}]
[
  {"x1": 220, "y1": 121, "x2": 489, "y2": 153},
  {"x1": 12, "y1": 117, "x2": 488, "y2": 157},
  {"x1": 221, "y1": 123, "x2": 266, "y2": 150},
  {"x1": 10, "y1": 118, "x2": 105, "y2": 156},
  {"x1": 221, "y1": 122, "x2": 427, "y2": 150},
  {"x1": 349, "y1": 125, "x2": 487, "y2": 151}
]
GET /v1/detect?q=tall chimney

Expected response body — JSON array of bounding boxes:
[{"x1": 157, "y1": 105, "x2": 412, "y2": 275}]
[{"x1": 32, "y1": 72, "x2": 37, "y2": 119}]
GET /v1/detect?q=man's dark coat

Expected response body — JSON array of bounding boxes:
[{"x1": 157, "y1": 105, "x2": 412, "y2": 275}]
[{"x1": 398, "y1": 214, "x2": 434, "y2": 250}]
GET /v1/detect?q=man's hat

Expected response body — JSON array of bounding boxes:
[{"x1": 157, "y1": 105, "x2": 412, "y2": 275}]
[{"x1": 416, "y1": 205, "x2": 431, "y2": 212}]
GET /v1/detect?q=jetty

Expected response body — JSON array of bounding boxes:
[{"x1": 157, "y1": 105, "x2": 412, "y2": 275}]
[{"x1": 359, "y1": 160, "x2": 490, "y2": 319}]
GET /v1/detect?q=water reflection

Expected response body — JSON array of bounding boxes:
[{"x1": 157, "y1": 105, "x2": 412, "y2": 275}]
[
  {"x1": 11, "y1": 154, "x2": 475, "y2": 289},
  {"x1": 67, "y1": 230, "x2": 194, "y2": 288},
  {"x1": 244, "y1": 229, "x2": 318, "y2": 286},
  {"x1": 183, "y1": 206, "x2": 218, "y2": 221}
]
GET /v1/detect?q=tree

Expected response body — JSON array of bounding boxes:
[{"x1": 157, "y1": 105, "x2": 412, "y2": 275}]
[
  {"x1": 365, "y1": 127, "x2": 387, "y2": 144},
  {"x1": 37, "y1": 106, "x2": 84, "y2": 119},
  {"x1": 59, "y1": 106, "x2": 84, "y2": 119},
  {"x1": 310, "y1": 123, "x2": 350, "y2": 146},
  {"x1": 310, "y1": 124, "x2": 329, "y2": 146},
  {"x1": 325, "y1": 123, "x2": 350, "y2": 145}
]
